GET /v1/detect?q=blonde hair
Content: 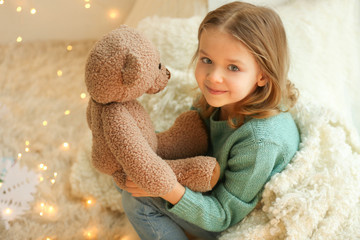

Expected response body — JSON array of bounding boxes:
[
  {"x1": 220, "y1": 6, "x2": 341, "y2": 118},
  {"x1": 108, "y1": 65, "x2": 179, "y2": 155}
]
[{"x1": 193, "y1": 1, "x2": 298, "y2": 128}]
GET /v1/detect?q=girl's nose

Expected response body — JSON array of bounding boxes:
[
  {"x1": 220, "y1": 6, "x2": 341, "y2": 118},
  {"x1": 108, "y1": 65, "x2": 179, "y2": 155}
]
[{"x1": 207, "y1": 67, "x2": 223, "y2": 83}]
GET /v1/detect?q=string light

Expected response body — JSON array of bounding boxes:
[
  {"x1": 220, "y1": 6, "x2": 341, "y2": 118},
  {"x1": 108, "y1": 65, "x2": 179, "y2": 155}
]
[
  {"x1": 83, "y1": 228, "x2": 97, "y2": 239},
  {"x1": 16, "y1": 36, "x2": 22, "y2": 43},
  {"x1": 18, "y1": 153, "x2": 22, "y2": 159},
  {"x1": 57, "y1": 70, "x2": 63, "y2": 77},
  {"x1": 108, "y1": 9, "x2": 119, "y2": 19},
  {"x1": 39, "y1": 203, "x2": 57, "y2": 217},
  {"x1": 84, "y1": 3, "x2": 91, "y2": 9},
  {"x1": 0, "y1": 0, "x2": 4, "y2": 5},
  {"x1": 66, "y1": 45, "x2": 73, "y2": 51},
  {"x1": 80, "y1": 93, "x2": 87, "y2": 99},
  {"x1": 42, "y1": 120, "x2": 48, "y2": 126},
  {"x1": 30, "y1": 8, "x2": 36, "y2": 14},
  {"x1": 64, "y1": 110, "x2": 71, "y2": 115},
  {"x1": 25, "y1": 140, "x2": 30, "y2": 146},
  {"x1": 39, "y1": 163, "x2": 48, "y2": 171},
  {"x1": 85, "y1": 198, "x2": 95, "y2": 207},
  {"x1": 16, "y1": 6, "x2": 22, "y2": 12},
  {"x1": 4, "y1": 208, "x2": 12, "y2": 215},
  {"x1": 25, "y1": 147, "x2": 30, "y2": 152}
]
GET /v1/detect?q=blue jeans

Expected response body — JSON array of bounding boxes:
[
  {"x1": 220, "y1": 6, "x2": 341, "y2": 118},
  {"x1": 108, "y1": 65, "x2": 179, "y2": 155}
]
[{"x1": 120, "y1": 190, "x2": 220, "y2": 240}]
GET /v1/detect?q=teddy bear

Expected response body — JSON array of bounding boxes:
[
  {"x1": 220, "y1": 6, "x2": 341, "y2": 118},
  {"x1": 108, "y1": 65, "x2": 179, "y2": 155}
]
[{"x1": 85, "y1": 25, "x2": 219, "y2": 196}]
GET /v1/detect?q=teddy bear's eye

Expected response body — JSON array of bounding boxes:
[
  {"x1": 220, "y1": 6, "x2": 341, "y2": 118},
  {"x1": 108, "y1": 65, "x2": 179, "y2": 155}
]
[{"x1": 158, "y1": 63, "x2": 162, "y2": 69}]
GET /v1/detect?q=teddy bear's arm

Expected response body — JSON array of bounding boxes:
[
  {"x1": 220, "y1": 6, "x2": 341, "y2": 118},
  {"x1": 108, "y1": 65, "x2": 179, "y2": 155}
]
[
  {"x1": 102, "y1": 103, "x2": 178, "y2": 196},
  {"x1": 157, "y1": 110, "x2": 209, "y2": 160}
]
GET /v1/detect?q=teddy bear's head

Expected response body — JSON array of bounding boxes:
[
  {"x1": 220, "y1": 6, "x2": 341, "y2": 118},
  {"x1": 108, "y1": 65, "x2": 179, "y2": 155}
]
[{"x1": 85, "y1": 25, "x2": 170, "y2": 104}]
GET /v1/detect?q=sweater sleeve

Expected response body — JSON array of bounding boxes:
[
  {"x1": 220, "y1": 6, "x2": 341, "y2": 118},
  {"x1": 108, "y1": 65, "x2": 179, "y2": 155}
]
[{"x1": 167, "y1": 141, "x2": 283, "y2": 232}]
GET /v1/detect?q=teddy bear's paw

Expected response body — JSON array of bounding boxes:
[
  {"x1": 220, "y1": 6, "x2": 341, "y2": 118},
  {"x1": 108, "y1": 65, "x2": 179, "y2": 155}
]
[{"x1": 166, "y1": 156, "x2": 218, "y2": 192}]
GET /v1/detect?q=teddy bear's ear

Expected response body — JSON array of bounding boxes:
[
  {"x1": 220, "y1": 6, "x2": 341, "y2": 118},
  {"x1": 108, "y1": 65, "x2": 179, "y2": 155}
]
[{"x1": 121, "y1": 53, "x2": 141, "y2": 85}]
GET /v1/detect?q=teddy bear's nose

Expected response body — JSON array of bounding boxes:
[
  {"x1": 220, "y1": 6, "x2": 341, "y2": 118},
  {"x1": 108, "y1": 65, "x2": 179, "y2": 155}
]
[{"x1": 166, "y1": 68, "x2": 171, "y2": 79}]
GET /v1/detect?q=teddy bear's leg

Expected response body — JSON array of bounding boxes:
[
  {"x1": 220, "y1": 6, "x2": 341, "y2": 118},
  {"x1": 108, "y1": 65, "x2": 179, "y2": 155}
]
[
  {"x1": 112, "y1": 170, "x2": 127, "y2": 190},
  {"x1": 165, "y1": 157, "x2": 220, "y2": 192}
]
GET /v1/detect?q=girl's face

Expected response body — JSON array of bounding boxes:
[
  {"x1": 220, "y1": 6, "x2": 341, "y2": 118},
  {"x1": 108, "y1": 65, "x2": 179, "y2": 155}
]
[{"x1": 195, "y1": 27, "x2": 267, "y2": 117}]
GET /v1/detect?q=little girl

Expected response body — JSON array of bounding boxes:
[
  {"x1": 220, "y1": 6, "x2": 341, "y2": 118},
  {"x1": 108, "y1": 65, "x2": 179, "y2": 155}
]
[{"x1": 122, "y1": 2, "x2": 300, "y2": 239}]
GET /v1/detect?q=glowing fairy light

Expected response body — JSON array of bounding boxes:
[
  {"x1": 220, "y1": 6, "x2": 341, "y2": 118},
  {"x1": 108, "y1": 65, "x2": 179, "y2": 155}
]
[
  {"x1": 42, "y1": 120, "x2": 48, "y2": 126},
  {"x1": 16, "y1": 36, "x2": 22, "y2": 43},
  {"x1": 85, "y1": 3, "x2": 91, "y2": 9},
  {"x1": 0, "y1": 0, "x2": 4, "y2": 5},
  {"x1": 108, "y1": 9, "x2": 119, "y2": 19},
  {"x1": 50, "y1": 179, "x2": 55, "y2": 184},
  {"x1": 64, "y1": 110, "x2": 71, "y2": 115},
  {"x1": 63, "y1": 142, "x2": 69, "y2": 149},
  {"x1": 4, "y1": 208, "x2": 12, "y2": 215},
  {"x1": 48, "y1": 206, "x2": 54, "y2": 213},
  {"x1": 16, "y1": 6, "x2": 22, "y2": 12},
  {"x1": 39, "y1": 163, "x2": 47, "y2": 171},
  {"x1": 80, "y1": 93, "x2": 87, "y2": 99},
  {"x1": 25, "y1": 140, "x2": 30, "y2": 146},
  {"x1": 54, "y1": 172, "x2": 58, "y2": 177},
  {"x1": 30, "y1": 8, "x2": 36, "y2": 14},
  {"x1": 25, "y1": 147, "x2": 30, "y2": 152},
  {"x1": 85, "y1": 198, "x2": 95, "y2": 207},
  {"x1": 18, "y1": 153, "x2": 22, "y2": 159},
  {"x1": 84, "y1": 228, "x2": 97, "y2": 239},
  {"x1": 66, "y1": 45, "x2": 73, "y2": 51},
  {"x1": 57, "y1": 70, "x2": 63, "y2": 77}
]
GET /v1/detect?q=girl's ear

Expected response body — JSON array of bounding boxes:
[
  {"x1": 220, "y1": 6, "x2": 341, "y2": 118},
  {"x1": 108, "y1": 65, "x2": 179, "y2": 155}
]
[{"x1": 257, "y1": 73, "x2": 268, "y2": 87}]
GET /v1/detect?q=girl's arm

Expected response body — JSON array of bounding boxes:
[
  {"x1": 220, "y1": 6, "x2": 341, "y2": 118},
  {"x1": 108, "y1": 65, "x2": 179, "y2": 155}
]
[{"x1": 125, "y1": 178, "x2": 185, "y2": 205}]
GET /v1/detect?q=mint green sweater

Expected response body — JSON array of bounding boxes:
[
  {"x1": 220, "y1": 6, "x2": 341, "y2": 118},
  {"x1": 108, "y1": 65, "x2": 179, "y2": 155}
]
[{"x1": 167, "y1": 110, "x2": 300, "y2": 232}]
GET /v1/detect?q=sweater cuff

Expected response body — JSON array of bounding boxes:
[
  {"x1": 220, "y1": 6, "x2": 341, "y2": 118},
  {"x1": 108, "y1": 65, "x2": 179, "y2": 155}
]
[{"x1": 166, "y1": 187, "x2": 198, "y2": 214}]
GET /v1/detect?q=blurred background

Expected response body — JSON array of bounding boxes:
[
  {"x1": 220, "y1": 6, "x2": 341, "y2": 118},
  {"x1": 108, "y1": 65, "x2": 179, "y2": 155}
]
[{"x1": 0, "y1": 0, "x2": 208, "y2": 43}]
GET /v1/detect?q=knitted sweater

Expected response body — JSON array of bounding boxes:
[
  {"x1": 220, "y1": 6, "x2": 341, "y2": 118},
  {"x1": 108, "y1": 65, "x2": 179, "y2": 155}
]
[{"x1": 167, "y1": 110, "x2": 300, "y2": 232}]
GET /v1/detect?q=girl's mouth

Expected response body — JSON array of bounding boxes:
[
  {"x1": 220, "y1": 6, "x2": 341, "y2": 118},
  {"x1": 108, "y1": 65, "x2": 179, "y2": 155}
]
[{"x1": 206, "y1": 86, "x2": 227, "y2": 95}]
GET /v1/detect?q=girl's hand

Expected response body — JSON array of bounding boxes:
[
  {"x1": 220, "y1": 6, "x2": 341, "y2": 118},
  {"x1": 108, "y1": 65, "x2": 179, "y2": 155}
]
[
  {"x1": 125, "y1": 177, "x2": 186, "y2": 205},
  {"x1": 125, "y1": 177, "x2": 157, "y2": 198}
]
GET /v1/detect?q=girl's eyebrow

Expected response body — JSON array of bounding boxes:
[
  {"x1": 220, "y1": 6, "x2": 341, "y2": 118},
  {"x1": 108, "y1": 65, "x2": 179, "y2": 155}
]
[
  {"x1": 225, "y1": 58, "x2": 245, "y2": 66},
  {"x1": 199, "y1": 49, "x2": 208, "y2": 55},
  {"x1": 199, "y1": 49, "x2": 245, "y2": 66}
]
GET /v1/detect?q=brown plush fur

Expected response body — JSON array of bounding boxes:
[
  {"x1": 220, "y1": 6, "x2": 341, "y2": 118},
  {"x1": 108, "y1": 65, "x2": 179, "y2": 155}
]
[{"x1": 85, "y1": 25, "x2": 218, "y2": 195}]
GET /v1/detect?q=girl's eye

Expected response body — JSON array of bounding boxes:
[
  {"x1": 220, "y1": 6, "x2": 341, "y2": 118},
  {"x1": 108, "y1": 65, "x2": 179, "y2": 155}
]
[
  {"x1": 201, "y1": 57, "x2": 212, "y2": 64},
  {"x1": 228, "y1": 65, "x2": 239, "y2": 72}
]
